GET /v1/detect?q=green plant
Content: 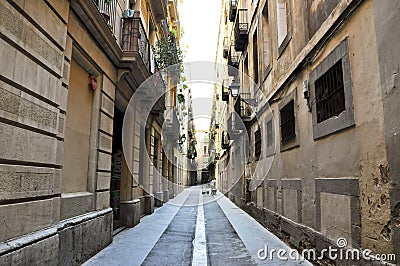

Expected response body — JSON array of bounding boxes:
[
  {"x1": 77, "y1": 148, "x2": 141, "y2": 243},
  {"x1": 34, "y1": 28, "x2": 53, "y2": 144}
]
[
  {"x1": 105, "y1": 0, "x2": 111, "y2": 4},
  {"x1": 188, "y1": 143, "x2": 197, "y2": 158},
  {"x1": 177, "y1": 93, "x2": 185, "y2": 104},
  {"x1": 169, "y1": 28, "x2": 178, "y2": 37},
  {"x1": 183, "y1": 84, "x2": 188, "y2": 90},
  {"x1": 153, "y1": 36, "x2": 183, "y2": 70}
]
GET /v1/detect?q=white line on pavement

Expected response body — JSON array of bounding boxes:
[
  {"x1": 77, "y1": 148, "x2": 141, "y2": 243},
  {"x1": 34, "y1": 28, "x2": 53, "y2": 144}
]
[{"x1": 192, "y1": 190, "x2": 207, "y2": 266}]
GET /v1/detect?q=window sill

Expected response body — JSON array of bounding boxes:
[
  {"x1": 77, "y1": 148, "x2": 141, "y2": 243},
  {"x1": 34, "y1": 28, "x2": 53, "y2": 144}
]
[
  {"x1": 262, "y1": 64, "x2": 272, "y2": 83},
  {"x1": 280, "y1": 137, "x2": 300, "y2": 152},
  {"x1": 313, "y1": 109, "x2": 355, "y2": 140},
  {"x1": 278, "y1": 33, "x2": 291, "y2": 58}
]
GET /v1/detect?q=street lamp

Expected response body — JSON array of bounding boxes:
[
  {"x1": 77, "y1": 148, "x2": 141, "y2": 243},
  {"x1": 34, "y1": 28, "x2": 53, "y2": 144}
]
[{"x1": 229, "y1": 80, "x2": 240, "y2": 98}]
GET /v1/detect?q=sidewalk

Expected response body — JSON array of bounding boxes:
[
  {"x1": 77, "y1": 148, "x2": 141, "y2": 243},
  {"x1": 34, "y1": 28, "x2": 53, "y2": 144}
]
[
  {"x1": 83, "y1": 188, "x2": 193, "y2": 266},
  {"x1": 83, "y1": 187, "x2": 311, "y2": 265}
]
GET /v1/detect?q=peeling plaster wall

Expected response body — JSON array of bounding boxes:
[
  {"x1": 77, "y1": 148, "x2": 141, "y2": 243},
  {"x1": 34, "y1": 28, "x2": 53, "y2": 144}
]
[
  {"x1": 238, "y1": 0, "x2": 395, "y2": 258},
  {"x1": 373, "y1": 0, "x2": 400, "y2": 260}
]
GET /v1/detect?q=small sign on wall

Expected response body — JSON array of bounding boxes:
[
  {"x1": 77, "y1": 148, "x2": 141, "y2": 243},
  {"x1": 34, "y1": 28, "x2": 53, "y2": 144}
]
[{"x1": 88, "y1": 75, "x2": 97, "y2": 91}]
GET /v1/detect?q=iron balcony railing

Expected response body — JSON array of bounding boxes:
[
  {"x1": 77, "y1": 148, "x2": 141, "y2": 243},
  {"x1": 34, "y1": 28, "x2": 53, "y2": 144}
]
[
  {"x1": 228, "y1": 45, "x2": 239, "y2": 67},
  {"x1": 121, "y1": 12, "x2": 158, "y2": 75},
  {"x1": 239, "y1": 93, "x2": 257, "y2": 120},
  {"x1": 221, "y1": 131, "x2": 230, "y2": 149},
  {"x1": 222, "y1": 80, "x2": 230, "y2": 101},
  {"x1": 93, "y1": 0, "x2": 118, "y2": 33},
  {"x1": 229, "y1": 0, "x2": 238, "y2": 22},
  {"x1": 228, "y1": 45, "x2": 240, "y2": 76},
  {"x1": 92, "y1": 1, "x2": 158, "y2": 75},
  {"x1": 234, "y1": 9, "x2": 249, "y2": 51}
]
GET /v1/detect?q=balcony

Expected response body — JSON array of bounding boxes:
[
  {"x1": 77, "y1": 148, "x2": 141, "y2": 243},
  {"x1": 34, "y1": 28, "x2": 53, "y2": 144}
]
[
  {"x1": 93, "y1": 0, "x2": 118, "y2": 33},
  {"x1": 71, "y1": 0, "x2": 162, "y2": 91},
  {"x1": 239, "y1": 93, "x2": 257, "y2": 121},
  {"x1": 222, "y1": 80, "x2": 230, "y2": 101},
  {"x1": 223, "y1": 37, "x2": 229, "y2": 58},
  {"x1": 121, "y1": 12, "x2": 157, "y2": 76},
  {"x1": 168, "y1": 0, "x2": 179, "y2": 22},
  {"x1": 221, "y1": 131, "x2": 230, "y2": 149},
  {"x1": 228, "y1": 45, "x2": 240, "y2": 76},
  {"x1": 229, "y1": 0, "x2": 238, "y2": 22},
  {"x1": 150, "y1": 0, "x2": 168, "y2": 23},
  {"x1": 234, "y1": 9, "x2": 249, "y2": 51}
]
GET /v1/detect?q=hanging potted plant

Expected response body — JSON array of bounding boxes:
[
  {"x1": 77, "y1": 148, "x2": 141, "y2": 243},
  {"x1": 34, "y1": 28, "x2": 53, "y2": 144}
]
[
  {"x1": 153, "y1": 35, "x2": 183, "y2": 80},
  {"x1": 177, "y1": 93, "x2": 185, "y2": 104}
]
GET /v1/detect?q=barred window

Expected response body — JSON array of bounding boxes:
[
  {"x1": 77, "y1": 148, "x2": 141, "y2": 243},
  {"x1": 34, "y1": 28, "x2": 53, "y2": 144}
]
[
  {"x1": 253, "y1": 29, "x2": 259, "y2": 84},
  {"x1": 315, "y1": 60, "x2": 345, "y2": 123},
  {"x1": 280, "y1": 100, "x2": 295, "y2": 143},
  {"x1": 254, "y1": 129, "x2": 262, "y2": 160},
  {"x1": 310, "y1": 38, "x2": 355, "y2": 140},
  {"x1": 267, "y1": 120, "x2": 273, "y2": 147}
]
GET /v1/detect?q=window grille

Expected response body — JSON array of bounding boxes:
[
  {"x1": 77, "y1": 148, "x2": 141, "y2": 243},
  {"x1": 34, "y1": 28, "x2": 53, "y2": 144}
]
[
  {"x1": 280, "y1": 100, "x2": 295, "y2": 143},
  {"x1": 267, "y1": 120, "x2": 273, "y2": 147},
  {"x1": 315, "y1": 60, "x2": 345, "y2": 123},
  {"x1": 254, "y1": 129, "x2": 261, "y2": 160}
]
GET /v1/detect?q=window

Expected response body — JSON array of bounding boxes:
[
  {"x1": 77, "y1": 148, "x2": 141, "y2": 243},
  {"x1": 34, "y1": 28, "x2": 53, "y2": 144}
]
[
  {"x1": 267, "y1": 120, "x2": 273, "y2": 147},
  {"x1": 252, "y1": 29, "x2": 259, "y2": 84},
  {"x1": 254, "y1": 129, "x2": 262, "y2": 160},
  {"x1": 265, "y1": 115, "x2": 275, "y2": 156},
  {"x1": 315, "y1": 60, "x2": 345, "y2": 123},
  {"x1": 204, "y1": 145, "x2": 207, "y2": 154},
  {"x1": 309, "y1": 38, "x2": 355, "y2": 139},
  {"x1": 276, "y1": 0, "x2": 291, "y2": 55},
  {"x1": 276, "y1": 0, "x2": 288, "y2": 46},
  {"x1": 262, "y1": 2, "x2": 271, "y2": 76},
  {"x1": 280, "y1": 100, "x2": 295, "y2": 143},
  {"x1": 243, "y1": 56, "x2": 249, "y2": 90}
]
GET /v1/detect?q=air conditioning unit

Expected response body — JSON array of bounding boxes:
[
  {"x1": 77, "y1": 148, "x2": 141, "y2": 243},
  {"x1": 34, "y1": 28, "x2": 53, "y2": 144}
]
[{"x1": 122, "y1": 9, "x2": 134, "y2": 18}]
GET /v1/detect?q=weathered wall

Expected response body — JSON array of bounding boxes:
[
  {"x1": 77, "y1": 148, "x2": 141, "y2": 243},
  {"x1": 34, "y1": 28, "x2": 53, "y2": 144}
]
[
  {"x1": 228, "y1": 0, "x2": 395, "y2": 261},
  {"x1": 373, "y1": 0, "x2": 400, "y2": 260},
  {"x1": 308, "y1": 0, "x2": 341, "y2": 37}
]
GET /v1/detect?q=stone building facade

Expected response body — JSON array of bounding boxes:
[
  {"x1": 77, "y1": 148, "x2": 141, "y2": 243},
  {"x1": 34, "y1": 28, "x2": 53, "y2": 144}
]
[
  {"x1": 0, "y1": 0, "x2": 182, "y2": 264},
  {"x1": 213, "y1": 0, "x2": 399, "y2": 263}
]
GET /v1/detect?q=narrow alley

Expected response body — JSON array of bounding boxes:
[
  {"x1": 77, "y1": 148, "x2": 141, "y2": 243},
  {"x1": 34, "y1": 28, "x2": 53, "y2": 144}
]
[
  {"x1": 84, "y1": 187, "x2": 310, "y2": 266},
  {"x1": 1, "y1": 0, "x2": 399, "y2": 265}
]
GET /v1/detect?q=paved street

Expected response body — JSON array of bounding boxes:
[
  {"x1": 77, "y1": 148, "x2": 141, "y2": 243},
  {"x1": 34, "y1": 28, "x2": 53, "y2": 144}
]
[{"x1": 84, "y1": 187, "x2": 311, "y2": 266}]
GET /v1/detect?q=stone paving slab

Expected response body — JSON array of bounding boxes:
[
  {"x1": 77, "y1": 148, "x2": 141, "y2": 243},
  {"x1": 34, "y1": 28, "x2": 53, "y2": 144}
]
[
  {"x1": 216, "y1": 192, "x2": 312, "y2": 265},
  {"x1": 142, "y1": 189, "x2": 199, "y2": 266},
  {"x1": 203, "y1": 194, "x2": 256, "y2": 266},
  {"x1": 83, "y1": 188, "x2": 192, "y2": 266}
]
